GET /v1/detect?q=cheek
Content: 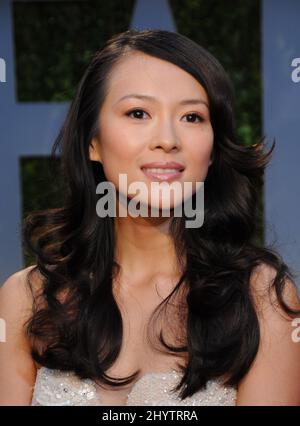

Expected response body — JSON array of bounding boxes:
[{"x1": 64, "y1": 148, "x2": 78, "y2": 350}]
[
  {"x1": 187, "y1": 130, "x2": 214, "y2": 180},
  {"x1": 100, "y1": 123, "x2": 142, "y2": 163},
  {"x1": 97, "y1": 123, "x2": 142, "y2": 187}
]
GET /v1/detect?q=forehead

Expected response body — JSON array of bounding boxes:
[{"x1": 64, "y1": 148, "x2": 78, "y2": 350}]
[{"x1": 104, "y1": 52, "x2": 209, "y2": 104}]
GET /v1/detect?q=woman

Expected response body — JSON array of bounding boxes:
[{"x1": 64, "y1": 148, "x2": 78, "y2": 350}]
[{"x1": 0, "y1": 29, "x2": 300, "y2": 406}]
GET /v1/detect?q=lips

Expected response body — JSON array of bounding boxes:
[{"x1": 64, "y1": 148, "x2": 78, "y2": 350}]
[{"x1": 141, "y1": 161, "x2": 185, "y2": 182}]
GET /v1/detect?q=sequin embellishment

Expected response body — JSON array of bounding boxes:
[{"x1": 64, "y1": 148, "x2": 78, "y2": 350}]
[{"x1": 31, "y1": 367, "x2": 237, "y2": 406}]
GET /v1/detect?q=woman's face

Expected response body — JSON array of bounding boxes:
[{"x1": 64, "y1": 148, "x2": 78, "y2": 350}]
[{"x1": 90, "y1": 51, "x2": 214, "y2": 214}]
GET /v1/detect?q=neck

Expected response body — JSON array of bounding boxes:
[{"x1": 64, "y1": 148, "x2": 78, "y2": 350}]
[{"x1": 114, "y1": 214, "x2": 183, "y2": 282}]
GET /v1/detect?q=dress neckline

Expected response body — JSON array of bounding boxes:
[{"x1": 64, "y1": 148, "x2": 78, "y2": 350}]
[
  {"x1": 33, "y1": 366, "x2": 237, "y2": 406},
  {"x1": 121, "y1": 369, "x2": 183, "y2": 398},
  {"x1": 35, "y1": 366, "x2": 184, "y2": 405}
]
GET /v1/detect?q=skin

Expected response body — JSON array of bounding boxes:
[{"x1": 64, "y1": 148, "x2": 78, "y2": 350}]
[{"x1": 89, "y1": 51, "x2": 214, "y2": 283}]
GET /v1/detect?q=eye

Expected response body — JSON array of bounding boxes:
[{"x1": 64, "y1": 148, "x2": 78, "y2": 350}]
[
  {"x1": 182, "y1": 113, "x2": 204, "y2": 123},
  {"x1": 125, "y1": 109, "x2": 204, "y2": 123},
  {"x1": 125, "y1": 109, "x2": 149, "y2": 120}
]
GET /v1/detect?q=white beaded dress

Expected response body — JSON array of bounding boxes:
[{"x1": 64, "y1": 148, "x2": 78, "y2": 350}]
[{"x1": 31, "y1": 367, "x2": 237, "y2": 406}]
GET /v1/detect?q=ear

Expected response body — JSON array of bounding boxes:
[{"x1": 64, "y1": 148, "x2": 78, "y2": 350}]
[{"x1": 89, "y1": 137, "x2": 102, "y2": 163}]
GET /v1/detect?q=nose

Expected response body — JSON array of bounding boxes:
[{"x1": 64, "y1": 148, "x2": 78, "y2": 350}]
[{"x1": 150, "y1": 118, "x2": 181, "y2": 152}]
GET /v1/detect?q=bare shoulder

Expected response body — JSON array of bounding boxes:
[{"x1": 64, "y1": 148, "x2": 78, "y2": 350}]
[
  {"x1": 0, "y1": 265, "x2": 45, "y2": 405},
  {"x1": 236, "y1": 262, "x2": 300, "y2": 405},
  {"x1": 249, "y1": 261, "x2": 300, "y2": 319},
  {"x1": 0, "y1": 265, "x2": 43, "y2": 316}
]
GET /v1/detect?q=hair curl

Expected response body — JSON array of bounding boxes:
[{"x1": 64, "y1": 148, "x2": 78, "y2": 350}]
[{"x1": 23, "y1": 29, "x2": 300, "y2": 400}]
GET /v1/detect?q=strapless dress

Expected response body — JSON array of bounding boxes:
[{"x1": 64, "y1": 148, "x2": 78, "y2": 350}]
[{"x1": 31, "y1": 367, "x2": 237, "y2": 406}]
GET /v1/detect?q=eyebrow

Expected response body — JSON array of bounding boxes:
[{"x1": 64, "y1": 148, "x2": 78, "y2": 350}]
[{"x1": 116, "y1": 93, "x2": 209, "y2": 108}]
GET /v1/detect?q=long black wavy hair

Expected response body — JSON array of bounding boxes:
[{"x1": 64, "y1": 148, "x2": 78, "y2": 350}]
[{"x1": 23, "y1": 29, "x2": 300, "y2": 400}]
